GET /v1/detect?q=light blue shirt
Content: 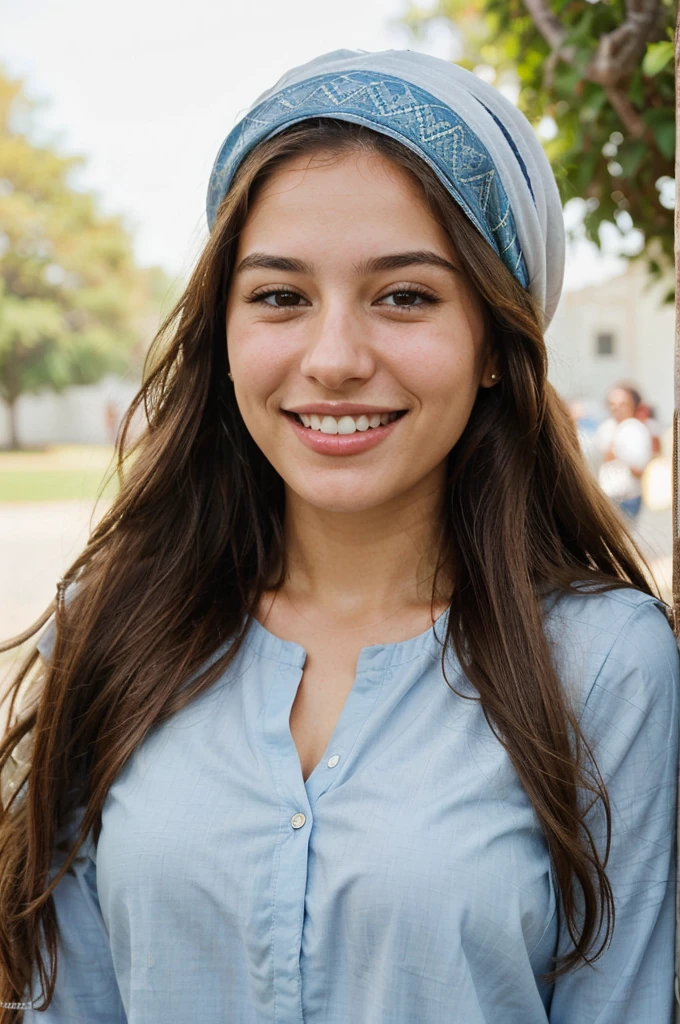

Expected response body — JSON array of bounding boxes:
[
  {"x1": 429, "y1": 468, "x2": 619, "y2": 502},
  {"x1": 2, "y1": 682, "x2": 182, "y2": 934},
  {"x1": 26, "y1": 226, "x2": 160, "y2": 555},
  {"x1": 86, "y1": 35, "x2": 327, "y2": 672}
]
[{"x1": 24, "y1": 586, "x2": 679, "y2": 1023}]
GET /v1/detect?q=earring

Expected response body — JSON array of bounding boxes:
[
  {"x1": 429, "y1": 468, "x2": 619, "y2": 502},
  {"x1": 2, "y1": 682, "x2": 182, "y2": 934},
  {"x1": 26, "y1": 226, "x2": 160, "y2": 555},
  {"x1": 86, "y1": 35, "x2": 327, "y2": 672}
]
[
  {"x1": 490, "y1": 373, "x2": 497, "y2": 381},
  {"x1": 227, "y1": 371, "x2": 233, "y2": 381}
]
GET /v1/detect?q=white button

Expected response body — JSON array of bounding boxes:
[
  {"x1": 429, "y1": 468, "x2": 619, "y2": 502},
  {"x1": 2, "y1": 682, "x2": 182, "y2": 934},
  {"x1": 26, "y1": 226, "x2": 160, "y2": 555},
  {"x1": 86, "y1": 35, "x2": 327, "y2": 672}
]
[
  {"x1": 291, "y1": 813, "x2": 306, "y2": 829},
  {"x1": 327, "y1": 755, "x2": 340, "y2": 768}
]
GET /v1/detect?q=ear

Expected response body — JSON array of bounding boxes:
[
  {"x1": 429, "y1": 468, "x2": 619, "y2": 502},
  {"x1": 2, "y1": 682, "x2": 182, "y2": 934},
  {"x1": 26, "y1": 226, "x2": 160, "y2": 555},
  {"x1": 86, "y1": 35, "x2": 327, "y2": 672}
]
[{"x1": 479, "y1": 356, "x2": 501, "y2": 390}]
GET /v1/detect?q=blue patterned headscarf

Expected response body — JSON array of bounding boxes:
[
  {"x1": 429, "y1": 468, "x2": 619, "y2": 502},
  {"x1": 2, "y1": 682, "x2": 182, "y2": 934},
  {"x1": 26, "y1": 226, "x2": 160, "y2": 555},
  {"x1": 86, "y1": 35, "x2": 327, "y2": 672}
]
[{"x1": 206, "y1": 49, "x2": 565, "y2": 328}]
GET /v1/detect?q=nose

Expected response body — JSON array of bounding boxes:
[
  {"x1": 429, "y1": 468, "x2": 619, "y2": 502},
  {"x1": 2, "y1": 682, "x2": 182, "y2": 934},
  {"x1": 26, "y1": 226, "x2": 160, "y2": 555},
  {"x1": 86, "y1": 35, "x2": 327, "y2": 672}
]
[{"x1": 299, "y1": 302, "x2": 376, "y2": 389}]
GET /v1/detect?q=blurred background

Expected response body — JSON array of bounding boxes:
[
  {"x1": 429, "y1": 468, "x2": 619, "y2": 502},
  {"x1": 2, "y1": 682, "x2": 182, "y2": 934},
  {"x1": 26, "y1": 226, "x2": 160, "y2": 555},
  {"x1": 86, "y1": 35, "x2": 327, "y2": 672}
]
[{"x1": 0, "y1": 0, "x2": 676, "y2": 651}]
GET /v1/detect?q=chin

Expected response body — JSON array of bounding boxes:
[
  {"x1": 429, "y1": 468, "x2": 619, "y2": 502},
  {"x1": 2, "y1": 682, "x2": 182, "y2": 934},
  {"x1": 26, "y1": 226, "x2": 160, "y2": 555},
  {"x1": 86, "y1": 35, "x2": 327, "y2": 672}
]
[{"x1": 288, "y1": 479, "x2": 398, "y2": 515}]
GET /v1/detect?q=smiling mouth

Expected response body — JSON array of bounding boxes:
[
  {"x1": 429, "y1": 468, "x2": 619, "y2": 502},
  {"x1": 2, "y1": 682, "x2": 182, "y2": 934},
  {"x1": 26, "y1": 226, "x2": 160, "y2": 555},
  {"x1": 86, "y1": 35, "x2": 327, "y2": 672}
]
[{"x1": 284, "y1": 410, "x2": 408, "y2": 435}]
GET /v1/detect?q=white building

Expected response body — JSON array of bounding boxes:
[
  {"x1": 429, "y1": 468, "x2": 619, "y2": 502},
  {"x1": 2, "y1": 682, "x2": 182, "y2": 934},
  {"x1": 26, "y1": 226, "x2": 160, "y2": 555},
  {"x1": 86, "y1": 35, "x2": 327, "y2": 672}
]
[
  {"x1": 546, "y1": 261, "x2": 676, "y2": 426},
  {"x1": 0, "y1": 375, "x2": 141, "y2": 448}
]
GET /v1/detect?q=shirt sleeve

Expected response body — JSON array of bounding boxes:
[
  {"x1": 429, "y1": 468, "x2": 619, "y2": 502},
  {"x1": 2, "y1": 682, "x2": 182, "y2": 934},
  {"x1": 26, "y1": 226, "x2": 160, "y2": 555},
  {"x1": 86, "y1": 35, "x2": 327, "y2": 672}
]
[
  {"x1": 549, "y1": 599, "x2": 679, "y2": 1023},
  {"x1": 22, "y1": 810, "x2": 126, "y2": 1023},
  {"x1": 35, "y1": 580, "x2": 80, "y2": 665},
  {"x1": 35, "y1": 615, "x2": 57, "y2": 664},
  {"x1": 612, "y1": 420, "x2": 652, "y2": 472}
]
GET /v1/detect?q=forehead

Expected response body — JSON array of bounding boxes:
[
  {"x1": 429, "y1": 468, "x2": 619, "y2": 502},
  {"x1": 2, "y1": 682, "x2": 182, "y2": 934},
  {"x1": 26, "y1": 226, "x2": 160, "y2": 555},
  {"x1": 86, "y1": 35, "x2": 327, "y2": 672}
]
[{"x1": 239, "y1": 148, "x2": 453, "y2": 257}]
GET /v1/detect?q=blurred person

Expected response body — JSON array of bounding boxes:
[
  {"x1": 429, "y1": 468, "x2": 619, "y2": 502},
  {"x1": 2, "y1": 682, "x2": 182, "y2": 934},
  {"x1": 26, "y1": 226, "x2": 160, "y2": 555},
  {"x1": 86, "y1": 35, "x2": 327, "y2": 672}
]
[
  {"x1": 595, "y1": 383, "x2": 653, "y2": 519},
  {"x1": 662, "y1": 423, "x2": 673, "y2": 459},
  {"x1": 104, "y1": 399, "x2": 120, "y2": 445},
  {"x1": 636, "y1": 401, "x2": 662, "y2": 456},
  {"x1": 639, "y1": 404, "x2": 671, "y2": 513},
  {"x1": 1, "y1": 50, "x2": 677, "y2": 1024},
  {"x1": 567, "y1": 398, "x2": 600, "y2": 474}
]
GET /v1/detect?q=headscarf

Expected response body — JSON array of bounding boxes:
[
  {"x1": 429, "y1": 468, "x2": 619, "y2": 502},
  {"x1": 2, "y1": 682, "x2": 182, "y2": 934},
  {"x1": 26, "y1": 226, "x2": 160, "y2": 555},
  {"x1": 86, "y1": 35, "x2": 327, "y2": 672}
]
[{"x1": 206, "y1": 49, "x2": 565, "y2": 327}]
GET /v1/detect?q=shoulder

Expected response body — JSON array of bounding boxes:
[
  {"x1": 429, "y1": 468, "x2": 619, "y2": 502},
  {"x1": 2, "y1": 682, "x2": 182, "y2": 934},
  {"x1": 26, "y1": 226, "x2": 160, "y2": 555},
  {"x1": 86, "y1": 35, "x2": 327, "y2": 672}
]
[
  {"x1": 543, "y1": 586, "x2": 678, "y2": 714},
  {"x1": 620, "y1": 416, "x2": 649, "y2": 436},
  {"x1": 618, "y1": 417, "x2": 652, "y2": 445}
]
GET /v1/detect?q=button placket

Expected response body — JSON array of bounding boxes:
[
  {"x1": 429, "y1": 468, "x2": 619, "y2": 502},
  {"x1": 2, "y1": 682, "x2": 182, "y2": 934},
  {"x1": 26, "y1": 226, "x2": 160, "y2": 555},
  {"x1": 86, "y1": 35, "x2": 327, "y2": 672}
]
[
  {"x1": 261, "y1": 661, "x2": 314, "y2": 1022},
  {"x1": 304, "y1": 663, "x2": 387, "y2": 802}
]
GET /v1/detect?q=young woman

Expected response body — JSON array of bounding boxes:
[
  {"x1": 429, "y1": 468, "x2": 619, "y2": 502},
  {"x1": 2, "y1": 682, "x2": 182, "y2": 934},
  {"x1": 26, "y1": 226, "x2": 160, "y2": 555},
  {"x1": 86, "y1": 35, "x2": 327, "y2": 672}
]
[{"x1": 0, "y1": 49, "x2": 677, "y2": 1024}]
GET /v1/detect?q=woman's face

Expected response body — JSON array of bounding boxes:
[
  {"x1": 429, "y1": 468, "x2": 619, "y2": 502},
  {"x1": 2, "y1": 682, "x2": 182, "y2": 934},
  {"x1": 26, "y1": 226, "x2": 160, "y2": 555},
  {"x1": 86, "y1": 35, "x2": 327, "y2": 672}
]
[
  {"x1": 225, "y1": 147, "x2": 495, "y2": 515},
  {"x1": 607, "y1": 387, "x2": 636, "y2": 423}
]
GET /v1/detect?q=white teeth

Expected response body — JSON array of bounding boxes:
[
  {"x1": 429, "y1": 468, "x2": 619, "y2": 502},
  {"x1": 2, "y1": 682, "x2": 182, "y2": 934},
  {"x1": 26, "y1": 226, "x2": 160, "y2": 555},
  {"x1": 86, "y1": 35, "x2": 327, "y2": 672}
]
[
  {"x1": 293, "y1": 411, "x2": 403, "y2": 433},
  {"x1": 337, "y1": 416, "x2": 357, "y2": 435},
  {"x1": 320, "y1": 416, "x2": 339, "y2": 435}
]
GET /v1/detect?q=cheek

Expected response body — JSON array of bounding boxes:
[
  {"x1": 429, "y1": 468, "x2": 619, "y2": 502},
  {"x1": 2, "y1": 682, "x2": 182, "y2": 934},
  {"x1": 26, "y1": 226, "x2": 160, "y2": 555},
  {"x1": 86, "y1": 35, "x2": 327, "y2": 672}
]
[
  {"x1": 430, "y1": 368, "x2": 480, "y2": 445},
  {"x1": 226, "y1": 317, "x2": 291, "y2": 405},
  {"x1": 402, "y1": 329, "x2": 483, "y2": 414}
]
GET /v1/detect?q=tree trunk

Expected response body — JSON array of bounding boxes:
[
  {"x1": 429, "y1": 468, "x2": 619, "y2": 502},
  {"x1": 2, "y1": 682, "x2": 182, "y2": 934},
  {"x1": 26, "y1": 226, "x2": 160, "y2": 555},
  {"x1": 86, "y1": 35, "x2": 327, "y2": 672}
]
[
  {"x1": 673, "y1": 3, "x2": 680, "y2": 634},
  {"x1": 672, "y1": 7, "x2": 680, "y2": 1001},
  {"x1": 6, "y1": 398, "x2": 19, "y2": 450},
  {"x1": 675, "y1": 2, "x2": 680, "y2": 630},
  {"x1": 673, "y1": 0, "x2": 680, "y2": 955}
]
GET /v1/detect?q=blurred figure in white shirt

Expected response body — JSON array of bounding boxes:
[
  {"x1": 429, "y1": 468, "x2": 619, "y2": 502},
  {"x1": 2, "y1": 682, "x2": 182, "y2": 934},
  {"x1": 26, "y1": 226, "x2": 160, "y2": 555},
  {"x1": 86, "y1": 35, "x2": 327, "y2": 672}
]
[
  {"x1": 595, "y1": 384, "x2": 652, "y2": 520},
  {"x1": 635, "y1": 401, "x2": 662, "y2": 456},
  {"x1": 568, "y1": 398, "x2": 601, "y2": 475}
]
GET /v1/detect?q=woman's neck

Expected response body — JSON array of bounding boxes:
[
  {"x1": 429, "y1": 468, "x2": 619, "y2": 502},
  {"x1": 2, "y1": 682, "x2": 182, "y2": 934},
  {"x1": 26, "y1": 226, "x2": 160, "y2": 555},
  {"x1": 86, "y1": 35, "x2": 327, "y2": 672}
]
[{"x1": 276, "y1": 482, "x2": 450, "y2": 629}]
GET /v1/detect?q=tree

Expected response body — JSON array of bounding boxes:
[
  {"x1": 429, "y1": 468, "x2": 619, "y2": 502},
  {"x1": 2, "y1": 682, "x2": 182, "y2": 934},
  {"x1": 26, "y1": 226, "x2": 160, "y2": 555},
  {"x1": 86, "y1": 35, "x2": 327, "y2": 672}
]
[
  {"x1": 403, "y1": 0, "x2": 675, "y2": 294},
  {"x1": 0, "y1": 67, "x2": 171, "y2": 448}
]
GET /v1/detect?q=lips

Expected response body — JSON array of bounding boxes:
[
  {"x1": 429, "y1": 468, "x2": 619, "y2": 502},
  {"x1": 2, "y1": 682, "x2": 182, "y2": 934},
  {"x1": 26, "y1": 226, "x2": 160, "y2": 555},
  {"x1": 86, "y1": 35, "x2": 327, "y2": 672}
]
[
  {"x1": 283, "y1": 408, "x2": 407, "y2": 455},
  {"x1": 283, "y1": 403, "x2": 406, "y2": 417}
]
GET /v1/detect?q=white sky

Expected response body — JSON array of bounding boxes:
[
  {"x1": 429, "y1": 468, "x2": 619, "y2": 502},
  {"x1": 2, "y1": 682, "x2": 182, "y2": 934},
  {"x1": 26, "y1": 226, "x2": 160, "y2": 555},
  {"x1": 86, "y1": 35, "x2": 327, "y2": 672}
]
[{"x1": 1, "y1": 0, "x2": 624, "y2": 290}]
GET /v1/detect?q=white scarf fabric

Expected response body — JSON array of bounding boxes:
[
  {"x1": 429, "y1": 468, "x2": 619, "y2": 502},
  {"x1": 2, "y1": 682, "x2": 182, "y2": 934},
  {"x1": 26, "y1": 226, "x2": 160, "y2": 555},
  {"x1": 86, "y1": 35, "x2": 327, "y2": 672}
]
[{"x1": 207, "y1": 49, "x2": 565, "y2": 327}]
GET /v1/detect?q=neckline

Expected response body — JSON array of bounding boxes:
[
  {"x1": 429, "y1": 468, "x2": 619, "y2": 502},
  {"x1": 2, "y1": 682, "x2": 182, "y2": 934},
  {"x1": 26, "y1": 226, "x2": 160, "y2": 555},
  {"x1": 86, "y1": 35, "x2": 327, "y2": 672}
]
[{"x1": 243, "y1": 605, "x2": 451, "y2": 669}]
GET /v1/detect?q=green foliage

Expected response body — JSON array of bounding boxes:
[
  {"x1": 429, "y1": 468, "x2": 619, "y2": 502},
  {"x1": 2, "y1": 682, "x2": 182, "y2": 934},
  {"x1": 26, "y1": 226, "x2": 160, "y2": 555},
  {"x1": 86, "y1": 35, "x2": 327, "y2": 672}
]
[
  {"x1": 0, "y1": 67, "x2": 173, "y2": 447},
  {"x1": 643, "y1": 40, "x2": 674, "y2": 77},
  {"x1": 402, "y1": 0, "x2": 675, "y2": 286}
]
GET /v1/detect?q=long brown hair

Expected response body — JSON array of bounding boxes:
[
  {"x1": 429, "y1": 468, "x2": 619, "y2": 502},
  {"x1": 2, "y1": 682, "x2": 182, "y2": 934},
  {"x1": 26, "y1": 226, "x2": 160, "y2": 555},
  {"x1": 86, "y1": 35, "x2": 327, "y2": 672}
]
[{"x1": 0, "y1": 118, "x2": 656, "y2": 1017}]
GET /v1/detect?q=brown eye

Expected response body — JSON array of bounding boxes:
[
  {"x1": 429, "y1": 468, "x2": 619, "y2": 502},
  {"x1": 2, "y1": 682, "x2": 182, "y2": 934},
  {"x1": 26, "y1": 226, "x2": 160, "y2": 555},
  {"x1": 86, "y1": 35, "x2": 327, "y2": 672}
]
[
  {"x1": 378, "y1": 289, "x2": 437, "y2": 308},
  {"x1": 259, "y1": 291, "x2": 305, "y2": 307}
]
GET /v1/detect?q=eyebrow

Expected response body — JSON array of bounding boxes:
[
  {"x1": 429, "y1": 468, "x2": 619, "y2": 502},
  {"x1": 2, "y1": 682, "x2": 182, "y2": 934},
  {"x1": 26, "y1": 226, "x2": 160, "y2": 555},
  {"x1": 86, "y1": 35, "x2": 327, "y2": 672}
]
[
  {"x1": 234, "y1": 250, "x2": 460, "y2": 277},
  {"x1": 235, "y1": 253, "x2": 309, "y2": 275}
]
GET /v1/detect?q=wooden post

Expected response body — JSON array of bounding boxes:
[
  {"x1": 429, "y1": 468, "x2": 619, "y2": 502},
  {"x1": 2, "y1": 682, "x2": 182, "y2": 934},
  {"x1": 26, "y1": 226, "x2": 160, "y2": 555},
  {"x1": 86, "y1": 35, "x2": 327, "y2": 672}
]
[
  {"x1": 674, "y1": 3, "x2": 680, "y2": 639},
  {"x1": 674, "y1": 7, "x2": 680, "y2": 1015}
]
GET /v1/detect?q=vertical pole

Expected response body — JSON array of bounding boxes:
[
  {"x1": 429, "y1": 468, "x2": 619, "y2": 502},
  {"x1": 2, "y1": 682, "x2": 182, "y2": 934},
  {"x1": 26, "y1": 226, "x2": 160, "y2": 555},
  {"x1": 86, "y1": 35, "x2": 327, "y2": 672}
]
[
  {"x1": 674, "y1": 1, "x2": 680, "y2": 638},
  {"x1": 674, "y1": 7, "x2": 680, "y2": 1015}
]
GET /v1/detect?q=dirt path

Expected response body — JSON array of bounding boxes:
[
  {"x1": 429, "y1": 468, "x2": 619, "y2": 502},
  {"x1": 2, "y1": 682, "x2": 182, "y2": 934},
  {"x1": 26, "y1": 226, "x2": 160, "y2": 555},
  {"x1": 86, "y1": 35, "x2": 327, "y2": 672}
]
[{"x1": 0, "y1": 499, "x2": 108, "y2": 643}]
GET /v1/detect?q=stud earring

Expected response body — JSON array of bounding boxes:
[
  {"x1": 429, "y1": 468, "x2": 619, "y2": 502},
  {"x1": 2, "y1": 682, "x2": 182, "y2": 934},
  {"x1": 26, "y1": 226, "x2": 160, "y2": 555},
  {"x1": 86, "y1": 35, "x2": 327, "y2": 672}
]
[
  {"x1": 227, "y1": 371, "x2": 233, "y2": 381},
  {"x1": 490, "y1": 373, "x2": 497, "y2": 381}
]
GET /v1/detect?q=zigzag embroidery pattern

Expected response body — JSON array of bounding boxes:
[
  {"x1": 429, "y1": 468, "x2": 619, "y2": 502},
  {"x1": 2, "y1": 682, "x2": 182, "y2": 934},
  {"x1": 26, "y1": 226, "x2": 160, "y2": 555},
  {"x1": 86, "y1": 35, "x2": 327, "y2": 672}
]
[{"x1": 209, "y1": 70, "x2": 529, "y2": 288}]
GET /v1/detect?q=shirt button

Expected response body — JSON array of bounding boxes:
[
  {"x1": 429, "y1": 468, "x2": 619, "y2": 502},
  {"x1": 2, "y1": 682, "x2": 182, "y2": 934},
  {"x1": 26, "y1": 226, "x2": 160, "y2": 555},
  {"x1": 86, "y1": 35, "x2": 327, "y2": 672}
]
[
  {"x1": 291, "y1": 813, "x2": 306, "y2": 829},
  {"x1": 327, "y1": 755, "x2": 340, "y2": 768}
]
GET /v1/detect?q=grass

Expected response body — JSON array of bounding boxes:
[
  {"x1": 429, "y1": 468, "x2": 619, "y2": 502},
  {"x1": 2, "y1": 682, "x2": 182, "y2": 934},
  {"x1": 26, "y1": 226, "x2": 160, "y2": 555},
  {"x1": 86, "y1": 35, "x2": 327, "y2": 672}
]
[{"x1": 0, "y1": 445, "x2": 118, "y2": 502}]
